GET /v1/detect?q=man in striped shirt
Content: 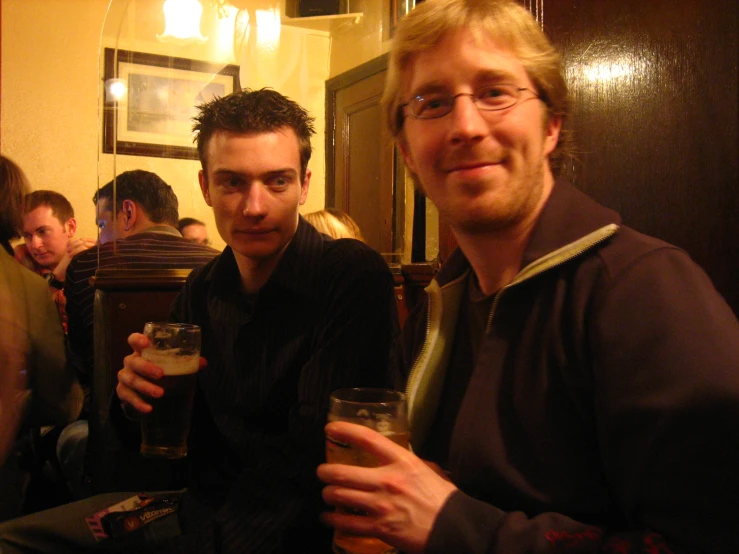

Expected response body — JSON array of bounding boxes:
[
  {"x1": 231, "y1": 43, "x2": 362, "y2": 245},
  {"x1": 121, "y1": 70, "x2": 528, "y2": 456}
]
[{"x1": 65, "y1": 170, "x2": 219, "y2": 406}]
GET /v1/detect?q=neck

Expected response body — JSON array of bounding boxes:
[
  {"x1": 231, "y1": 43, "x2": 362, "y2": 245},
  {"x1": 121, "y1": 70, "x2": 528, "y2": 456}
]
[
  {"x1": 233, "y1": 244, "x2": 290, "y2": 295},
  {"x1": 452, "y1": 179, "x2": 554, "y2": 296}
]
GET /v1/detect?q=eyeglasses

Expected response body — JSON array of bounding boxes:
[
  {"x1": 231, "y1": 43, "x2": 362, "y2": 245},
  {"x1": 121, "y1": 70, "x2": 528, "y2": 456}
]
[{"x1": 400, "y1": 84, "x2": 542, "y2": 121}]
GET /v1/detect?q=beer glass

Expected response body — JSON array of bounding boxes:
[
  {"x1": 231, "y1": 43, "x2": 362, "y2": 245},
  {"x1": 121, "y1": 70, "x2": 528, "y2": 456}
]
[
  {"x1": 326, "y1": 388, "x2": 409, "y2": 554},
  {"x1": 140, "y1": 322, "x2": 201, "y2": 459}
]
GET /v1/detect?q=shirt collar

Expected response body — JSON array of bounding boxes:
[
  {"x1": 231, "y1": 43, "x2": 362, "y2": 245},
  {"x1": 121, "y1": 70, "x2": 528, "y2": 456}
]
[{"x1": 205, "y1": 216, "x2": 327, "y2": 301}]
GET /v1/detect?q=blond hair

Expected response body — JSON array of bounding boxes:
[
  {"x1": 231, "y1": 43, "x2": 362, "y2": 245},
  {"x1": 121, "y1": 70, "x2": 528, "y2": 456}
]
[
  {"x1": 304, "y1": 210, "x2": 364, "y2": 242},
  {"x1": 382, "y1": 0, "x2": 572, "y2": 175}
]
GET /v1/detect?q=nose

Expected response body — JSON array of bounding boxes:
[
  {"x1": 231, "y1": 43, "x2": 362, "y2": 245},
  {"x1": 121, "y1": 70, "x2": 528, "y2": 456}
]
[
  {"x1": 242, "y1": 183, "x2": 268, "y2": 218},
  {"x1": 448, "y1": 95, "x2": 488, "y2": 143},
  {"x1": 30, "y1": 235, "x2": 44, "y2": 249}
]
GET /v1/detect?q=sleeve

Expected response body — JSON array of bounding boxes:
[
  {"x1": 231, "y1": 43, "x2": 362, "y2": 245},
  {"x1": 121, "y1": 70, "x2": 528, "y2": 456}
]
[
  {"x1": 170, "y1": 245, "x2": 401, "y2": 553},
  {"x1": 425, "y1": 246, "x2": 739, "y2": 554},
  {"x1": 26, "y1": 275, "x2": 84, "y2": 427}
]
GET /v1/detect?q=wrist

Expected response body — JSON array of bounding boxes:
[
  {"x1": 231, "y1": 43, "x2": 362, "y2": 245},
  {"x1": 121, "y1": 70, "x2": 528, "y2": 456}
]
[{"x1": 44, "y1": 273, "x2": 65, "y2": 290}]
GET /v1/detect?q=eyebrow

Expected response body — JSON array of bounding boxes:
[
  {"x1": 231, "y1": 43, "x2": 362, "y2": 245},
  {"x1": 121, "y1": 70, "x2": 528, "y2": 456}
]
[
  {"x1": 212, "y1": 168, "x2": 298, "y2": 180},
  {"x1": 408, "y1": 69, "x2": 522, "y2": 98}
]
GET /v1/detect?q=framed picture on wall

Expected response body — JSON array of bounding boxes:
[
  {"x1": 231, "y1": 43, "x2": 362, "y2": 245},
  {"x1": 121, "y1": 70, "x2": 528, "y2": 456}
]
[
  {"x1": 390, "y1": 0, "x2": 424, "y2": 38},
  {"x1": 102, "y1": 48, "x2": 240, "y2": 160}
]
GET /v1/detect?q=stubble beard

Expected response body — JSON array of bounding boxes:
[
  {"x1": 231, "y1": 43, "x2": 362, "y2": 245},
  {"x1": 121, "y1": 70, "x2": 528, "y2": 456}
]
[{"x1": 436, "y1": 153, "x2": 547, "y2": 236}]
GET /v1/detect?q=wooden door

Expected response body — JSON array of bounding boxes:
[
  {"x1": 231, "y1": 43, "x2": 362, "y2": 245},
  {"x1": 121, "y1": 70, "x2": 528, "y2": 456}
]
[
  {"x1": 542, "y1": 0, "x2": 738, "y2": 313},
  {"x1": 326, "y1": 54, "x2": 399, "y2": 256}
]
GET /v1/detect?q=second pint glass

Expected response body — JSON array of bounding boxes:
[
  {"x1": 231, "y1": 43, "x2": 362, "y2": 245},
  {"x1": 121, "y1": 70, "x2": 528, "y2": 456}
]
[
  {"x1": 326, "y1": 388, "x2": 408, "y2": 554},
  {"x1": 140, "y1": 322, "x2": 201, "y2": 459}
]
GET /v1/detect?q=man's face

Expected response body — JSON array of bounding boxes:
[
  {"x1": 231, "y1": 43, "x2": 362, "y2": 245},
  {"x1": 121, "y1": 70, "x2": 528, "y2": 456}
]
[
  {"x1": 22, "y1": 206, "x2": 74, "y2": 270},
  {"x1": 399, "y1": 30, "x2": 561, "y2": 234},
  {"x1": 181, "y1": 223, "x2": 210, "y2": 246},
  {"x1": 96, "y1": 197, "x2": 126, "y2": 245},
  {"x1": 199, "y1": 128, "x2": 310, "y2": 268}
]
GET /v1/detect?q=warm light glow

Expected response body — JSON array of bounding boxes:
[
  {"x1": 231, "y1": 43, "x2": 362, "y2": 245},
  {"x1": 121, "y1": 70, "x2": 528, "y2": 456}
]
[
  {"x1": 583, "y1": 61, "x2": 634, "y2": 82},
  {"x1": 105, "y1": 78, "x2": 127, "y2": 102},
  {"x1": 256, "y1": 8, "x2": 281, "y2": 52},
  {"x1": 157, "y1": 0, "x2": 208, "y2": 45}
]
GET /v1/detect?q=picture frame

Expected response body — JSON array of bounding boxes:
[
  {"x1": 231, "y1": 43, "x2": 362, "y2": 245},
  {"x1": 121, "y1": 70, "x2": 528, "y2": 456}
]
[
  {"x1": 102, "y1": 48, "x2": 240, "y2": 160},
  {"x1": 390, "y1": 0, "x2": 424, "y2": 38}
]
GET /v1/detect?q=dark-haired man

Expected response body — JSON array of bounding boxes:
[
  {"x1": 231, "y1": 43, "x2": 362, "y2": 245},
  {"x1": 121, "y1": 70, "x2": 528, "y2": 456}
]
[
  {"x1": 317, "y1": 1, "x2": 739, "y2": 553},
  {"x1": 15, "y1": 190, "x2": 96, "y2": 332},
  {"x1": 115, "y1": 88, "x2": 399, "y2": 551},
  {"x1": 65, "y1": 170, "x2": 220, "y2": 383}
]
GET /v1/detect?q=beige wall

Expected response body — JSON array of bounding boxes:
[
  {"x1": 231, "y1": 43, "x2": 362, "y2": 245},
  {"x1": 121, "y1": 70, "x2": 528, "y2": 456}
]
[
  {"x1": 1, "y1": 0, "x2": 395, "y2": 251},
  {"x1": 2, "y1": 0, "x2": 109, "y2": 242}
]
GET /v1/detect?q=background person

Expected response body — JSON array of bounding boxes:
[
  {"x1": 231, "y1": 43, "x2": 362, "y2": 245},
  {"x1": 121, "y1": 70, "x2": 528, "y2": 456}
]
[
  {"x1": 14, "y1": 191, "x2": 95, "y2": 333},
  {"x1": 0, "y1": 155, "x2": 83, "y2": 521},
  {"x1": 304, "y1": 209, "x2": 364, "y2": 241},
  {"x1": 317, "y1": 1, "x2": 739, "y2": 553},
  {"x1": 177, "y1": 216, "x2": 211, "y2": 246}
]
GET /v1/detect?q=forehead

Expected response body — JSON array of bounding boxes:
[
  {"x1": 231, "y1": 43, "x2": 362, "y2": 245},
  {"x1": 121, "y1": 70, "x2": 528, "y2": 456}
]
[
  {"x1": 403, "y1": 30, "x2": 531, "y2": 96},
  {"x1": 96, "y1": 197, "x2": 113, "y2": 216},
  {"x1": 22, "y1": 205, "x2": 63, "y2": 230},
  {"x1": 205, "y1": 128, "x2": 301, "y2": 173}
]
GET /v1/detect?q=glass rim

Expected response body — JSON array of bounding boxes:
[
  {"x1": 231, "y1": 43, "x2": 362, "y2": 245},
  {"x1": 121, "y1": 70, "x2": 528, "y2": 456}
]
[
  {"x1": 329, "y1": 387, "x2": 406, "y2": 404},
  {"x1": 144, "y1": 322, "x2": 201, "y2": 331}
]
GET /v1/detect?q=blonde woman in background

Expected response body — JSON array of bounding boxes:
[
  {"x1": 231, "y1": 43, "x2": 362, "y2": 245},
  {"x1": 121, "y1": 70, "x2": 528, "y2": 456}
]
[{"x1": 304, "y1": 208, "x2": 364, "y2": 241}]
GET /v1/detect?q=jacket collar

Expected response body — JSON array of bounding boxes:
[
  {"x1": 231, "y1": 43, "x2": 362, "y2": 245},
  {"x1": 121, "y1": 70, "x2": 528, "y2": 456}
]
[{"x1": 435, "y1": 179, "x2": 621, "y2": 287}]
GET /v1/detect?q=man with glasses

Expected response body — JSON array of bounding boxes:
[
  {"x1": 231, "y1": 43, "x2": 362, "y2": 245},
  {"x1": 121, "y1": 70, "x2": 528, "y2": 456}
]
[{"x1": 318, "y1": 1, "x2": 739, "y2": 553}]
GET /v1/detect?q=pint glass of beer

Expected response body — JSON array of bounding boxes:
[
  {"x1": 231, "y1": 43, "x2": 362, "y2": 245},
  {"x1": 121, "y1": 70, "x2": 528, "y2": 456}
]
[
  {"x1": 140, "y1": 322, "x2": 201, "y2": 459},
  {"x1": 326, "y1": 388, "x2": 409, "y2": 554}
]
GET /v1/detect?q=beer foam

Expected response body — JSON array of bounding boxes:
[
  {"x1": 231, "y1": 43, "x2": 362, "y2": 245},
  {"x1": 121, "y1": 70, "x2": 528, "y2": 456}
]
[{"x1": 142, "y1": 348, "x2": 199, "y2": 376}]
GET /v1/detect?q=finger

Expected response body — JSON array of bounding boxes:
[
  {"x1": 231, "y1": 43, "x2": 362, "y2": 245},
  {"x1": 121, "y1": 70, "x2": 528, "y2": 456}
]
[
  {"x1": 325, "y1": 421, "x2": 409, "y2": 465},
  {"x1": 116, "y1": 381, "x2": 153, "y2": 414},
  {"x1": 322, "y1": 484, "x2": 383, "y2": 514},
  {"x1": 118, "y1": 365, "x2": 164, "y2": 395},
  {"x1": 317, "y1": 462, "x2": 383, "y2": 491},
  {"x1": 319, "y1": 509, "x2": 381, "y2": 538},
  {"x1": 127, "y1": 333, "x2": 150, "y2": 352}
]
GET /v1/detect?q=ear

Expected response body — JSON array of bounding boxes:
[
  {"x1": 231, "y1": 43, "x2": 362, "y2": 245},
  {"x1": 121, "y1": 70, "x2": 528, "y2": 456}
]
[
  {"x1": 121, "y1": 199, "x2": 137, "y2": 232},
  {"x1": 543, "y1": 115, "x2": 562, "y2": 157},
  {"x1": 198, "y1": 170, "x2": 212, "y2": 207},
  {"x1": 299, "y1": 169, "x2": 311, "y2": 206},
  {"x1": 65, "y1": 217, "x2": 77, "y2": 237}
]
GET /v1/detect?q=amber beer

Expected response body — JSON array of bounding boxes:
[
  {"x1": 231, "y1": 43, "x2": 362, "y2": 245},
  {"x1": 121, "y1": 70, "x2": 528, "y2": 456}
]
[
  {"x1": 326, "y1": 388, "x2": 409, "y2": 554},
  {"x1": 140, "y1": 323, "x2": 200, "y2": 459}
]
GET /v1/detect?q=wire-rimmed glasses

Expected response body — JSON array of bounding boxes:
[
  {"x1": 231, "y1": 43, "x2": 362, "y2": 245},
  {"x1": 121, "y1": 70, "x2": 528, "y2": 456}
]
[{"x1": 400, "y1": 83, "x2": 542, "y2": 121}]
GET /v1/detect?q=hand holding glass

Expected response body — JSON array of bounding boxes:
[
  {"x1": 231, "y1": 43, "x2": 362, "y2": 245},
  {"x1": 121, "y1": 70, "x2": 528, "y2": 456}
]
[
  {"x1": 326, "y1": 388, "x2": 409, "y2": 554},
  {"x1": 140, "y1": 322, "x2": 200, "y2": 459}
]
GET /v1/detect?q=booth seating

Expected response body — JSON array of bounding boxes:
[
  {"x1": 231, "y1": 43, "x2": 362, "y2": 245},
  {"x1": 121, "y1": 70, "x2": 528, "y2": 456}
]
[{"x1": 89, "y1": 268, "x2": 192, "y2": 494}]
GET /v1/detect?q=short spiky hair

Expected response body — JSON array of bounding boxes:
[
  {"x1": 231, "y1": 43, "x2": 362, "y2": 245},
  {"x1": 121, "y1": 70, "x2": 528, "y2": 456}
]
[
  {"x1": 23, "y1": 190, "x2": 75, "y2": 224},
  {"x1": 0, "y1": 156, "x2": 30, "y2": 242},
  {"x1": 93, "y1": 170, "x2": 179, "y2": 226},
  {"x1": 192, "y1": 88, "x2": 316, "y2": 180}
]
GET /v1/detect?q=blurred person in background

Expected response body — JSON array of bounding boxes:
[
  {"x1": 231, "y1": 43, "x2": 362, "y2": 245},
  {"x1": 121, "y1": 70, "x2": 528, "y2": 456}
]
[
  {"x1": 304, "y1": 209, "x2": 365, "y2": 242},
  {"x1": 0, "y1": 155, "x2": 83, "y2": 521},
  {"x1": 178, "y1": 217, "x2": 211, "y2": 246}
]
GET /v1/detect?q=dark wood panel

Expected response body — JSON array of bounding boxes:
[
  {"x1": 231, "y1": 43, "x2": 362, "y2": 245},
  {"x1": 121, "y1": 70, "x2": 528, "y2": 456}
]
[
  {"x1": 327, "y1": 55, "x2": 398, "y2": 256},
  {"x1": 545, "y1": 0, "x2": 738, "y2": 313}
]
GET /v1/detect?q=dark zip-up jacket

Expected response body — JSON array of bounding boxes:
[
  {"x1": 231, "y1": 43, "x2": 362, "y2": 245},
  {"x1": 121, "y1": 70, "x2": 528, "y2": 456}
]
[{"x1": 397, "y1": 180, "x2": 739, "y2": 554}]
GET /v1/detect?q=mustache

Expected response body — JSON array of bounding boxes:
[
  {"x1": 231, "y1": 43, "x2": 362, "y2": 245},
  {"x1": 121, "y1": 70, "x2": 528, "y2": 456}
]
[{"x1": 441, "y1": 149, "x2": 505, "y2": 171}]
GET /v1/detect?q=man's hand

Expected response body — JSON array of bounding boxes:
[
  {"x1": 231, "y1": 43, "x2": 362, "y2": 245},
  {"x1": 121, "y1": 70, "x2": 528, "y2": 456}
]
[
  {"x1": 116, "y1": 333, "x2": 164, "y2": 414},
  {"x1": 53, "y1": 237, "x2": 96, "y2": 282},
  {"x1": 317, "y1": 421, "x2": 458, "y2": 554}
]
